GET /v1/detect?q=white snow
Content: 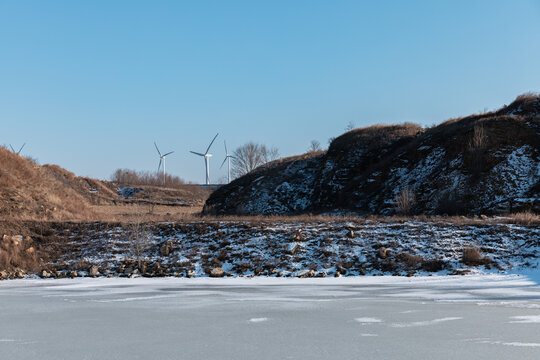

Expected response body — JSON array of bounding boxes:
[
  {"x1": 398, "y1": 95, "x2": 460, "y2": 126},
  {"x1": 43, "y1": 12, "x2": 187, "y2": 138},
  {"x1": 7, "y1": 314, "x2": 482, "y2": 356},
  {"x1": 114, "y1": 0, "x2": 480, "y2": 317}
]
[
  {"x1": 508, "y1": 315, "x2": 540, "y2": 324},
  {"x1": 390, "y1": 317, "x2": 462, "y2": 328},
  {"x1": 354, "y1": 317, "x2": 383, "y2": 324},
  {"x1": 248, "y1": 317, "x2": 268, "y2": 323}
]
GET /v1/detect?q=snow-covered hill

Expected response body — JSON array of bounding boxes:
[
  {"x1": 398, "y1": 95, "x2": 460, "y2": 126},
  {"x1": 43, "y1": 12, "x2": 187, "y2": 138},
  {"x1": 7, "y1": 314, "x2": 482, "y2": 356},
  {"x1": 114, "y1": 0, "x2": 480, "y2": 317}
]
[{"x1": 204, "y1": 94, "x2": 540, "y2": 215}]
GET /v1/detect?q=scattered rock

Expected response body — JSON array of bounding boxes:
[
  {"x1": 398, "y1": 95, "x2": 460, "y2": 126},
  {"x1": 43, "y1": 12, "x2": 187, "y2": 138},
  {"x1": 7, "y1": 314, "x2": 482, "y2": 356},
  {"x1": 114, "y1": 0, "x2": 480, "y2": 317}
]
[
  {"x1": 15, "y1": 269, "x2": 25, "y2": 278},
  {"x1": 186, "y1": 270, "x2": 195, "y2": 278},
  {"x1": 0, "y1": 270, "x2": 8, "y2": 280},
  {"x1": 25, "y1": 247, "x2": 35, "y2": 254},
  {"x1": 347, "y1": 229, "x2": 355, "y2": 238},
  {"x1": 41, "y1": 270, "x2": 50, "y2": 278},
  {"x1": 285, "y1": 242, "x2": 300, "y2": 255},
  {"x1": 3, "y1": 235, "x2": 23, "y2": 246},
  {"x1": 210, "y1": 267, "x2": 225, "y2": 278},
  {"x1": 378, "y1": 247, "x2": 388, "y2": 259},
  {"x1": 450, "y1": 269, "x2": 471, "y2": 275},
  {"x1": 295, "y1": 269, "x2": 315, "y2": 278}
]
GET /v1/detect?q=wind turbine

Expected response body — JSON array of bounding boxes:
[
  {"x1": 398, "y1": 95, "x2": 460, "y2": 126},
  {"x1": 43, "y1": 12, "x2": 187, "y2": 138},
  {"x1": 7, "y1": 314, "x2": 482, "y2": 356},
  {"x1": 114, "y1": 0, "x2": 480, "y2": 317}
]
[
  {"x1": 9, "y1": 143, "x2": 25, "y2": 155},
  {"x1": 154, "y1": 142, "x2": 174, "y2": 185},
  {"x1": 190, "y1": 133, "x2": 218, "y2": 185},
  {"x1": 220, "y1": 140, "x2": 235, "y2": 184}
]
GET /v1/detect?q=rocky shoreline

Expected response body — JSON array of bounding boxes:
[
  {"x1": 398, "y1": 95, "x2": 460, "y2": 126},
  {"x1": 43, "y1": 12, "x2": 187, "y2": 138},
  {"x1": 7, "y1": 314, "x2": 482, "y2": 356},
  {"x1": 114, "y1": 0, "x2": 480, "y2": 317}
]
[{"x1": 2, "y1": 220, "x2": 538, "y2": 280}]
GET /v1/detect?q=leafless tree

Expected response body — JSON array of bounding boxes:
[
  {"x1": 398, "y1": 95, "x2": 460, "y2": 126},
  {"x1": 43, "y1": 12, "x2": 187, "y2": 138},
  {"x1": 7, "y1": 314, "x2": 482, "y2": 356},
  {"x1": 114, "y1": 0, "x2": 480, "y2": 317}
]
[
  {"x1": 231, "y1": 142, "x2": 279, "y2": 178},
  {"x1": 308, "y1": 140, "x2": 322, "y2": 153},
  {"x1": 129, "y1": 206, "x2": 152, "y2": 271},
  {"x1": 345, "y1": 121, "x2": 356, "y2": 131}
]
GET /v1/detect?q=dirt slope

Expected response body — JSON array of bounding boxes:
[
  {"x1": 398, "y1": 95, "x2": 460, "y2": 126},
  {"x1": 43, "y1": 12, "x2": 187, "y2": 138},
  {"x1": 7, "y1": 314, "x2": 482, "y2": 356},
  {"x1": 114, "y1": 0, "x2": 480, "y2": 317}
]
[
  {"x1": 0, "y1": 147, "x2": 211, "y2": 223},
  {"x1": 204, "y1": 94, "x2": 540, "y2": 215}
]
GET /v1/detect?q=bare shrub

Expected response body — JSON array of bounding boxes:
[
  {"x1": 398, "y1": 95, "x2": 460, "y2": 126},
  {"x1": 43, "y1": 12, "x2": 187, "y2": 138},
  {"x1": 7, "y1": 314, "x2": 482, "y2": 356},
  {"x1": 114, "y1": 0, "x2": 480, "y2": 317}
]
[
  {"x1": 395, "y1": 186, "x2": 415, "y2": 215},
  {"x1": 508, "y1": 211, "x2": 540, "y2": 225},
  {"x1": 462, "y1": 246, "x2": 486, "y2": 266},
  {"x1": 111, "y1": 168, "x2": 187, "y2": 188},
  {"x1": 467, "y1": 125, "x2": 487, "y2": 180},
  {"x1": 421, "y1": 258, "x2": 446, "y2": 272},
  {"x1": 469, "y1": 125, "x2": 487, "y2": 149},
  {"x1": 398, "y1": 253, "x2": 423, "y2": 268},
  {"x1": 307, "y1": 140, "x2": 322, "y2": 153},
  {"x1": 345, "y1": 121, "x2": 356, "y2": 131},
  {"x1": 129, "y1": 208, "x2": 153, "y2": 270}
]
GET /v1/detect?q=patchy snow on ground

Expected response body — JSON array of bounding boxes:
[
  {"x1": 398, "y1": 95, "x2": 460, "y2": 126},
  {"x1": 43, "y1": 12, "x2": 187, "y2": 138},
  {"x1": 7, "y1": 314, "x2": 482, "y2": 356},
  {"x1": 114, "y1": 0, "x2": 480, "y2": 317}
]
[{"x1": 50, "y1": 220, "x2": 540, "y2": 279}]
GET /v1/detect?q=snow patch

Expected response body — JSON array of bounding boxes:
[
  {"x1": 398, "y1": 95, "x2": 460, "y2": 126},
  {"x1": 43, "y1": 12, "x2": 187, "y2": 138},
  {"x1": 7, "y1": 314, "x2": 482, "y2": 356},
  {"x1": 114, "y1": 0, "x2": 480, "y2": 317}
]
[{"x1": 390, "y1": 317, "x2": 462, "y2": 328}]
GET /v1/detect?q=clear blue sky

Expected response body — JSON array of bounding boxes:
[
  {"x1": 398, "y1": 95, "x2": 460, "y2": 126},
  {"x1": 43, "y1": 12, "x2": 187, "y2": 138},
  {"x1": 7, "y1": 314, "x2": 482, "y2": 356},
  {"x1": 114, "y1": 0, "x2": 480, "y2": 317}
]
[{"x1": 1, "y1": 0, "x2": 539, "y2": 183}]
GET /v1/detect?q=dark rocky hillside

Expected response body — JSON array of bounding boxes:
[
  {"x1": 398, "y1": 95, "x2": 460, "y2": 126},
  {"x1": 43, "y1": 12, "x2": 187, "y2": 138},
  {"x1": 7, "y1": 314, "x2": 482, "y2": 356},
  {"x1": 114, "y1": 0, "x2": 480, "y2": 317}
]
[{"x1": 204, "y1": 94, "x2": 540, "y2": 215}]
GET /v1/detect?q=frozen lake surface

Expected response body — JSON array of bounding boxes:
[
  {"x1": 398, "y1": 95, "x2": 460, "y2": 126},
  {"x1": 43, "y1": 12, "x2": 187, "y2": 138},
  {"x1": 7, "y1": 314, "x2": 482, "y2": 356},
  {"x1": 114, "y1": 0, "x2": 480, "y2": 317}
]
[{"x1": 1, "y1": 275, "x2": 540, "y2": 359}]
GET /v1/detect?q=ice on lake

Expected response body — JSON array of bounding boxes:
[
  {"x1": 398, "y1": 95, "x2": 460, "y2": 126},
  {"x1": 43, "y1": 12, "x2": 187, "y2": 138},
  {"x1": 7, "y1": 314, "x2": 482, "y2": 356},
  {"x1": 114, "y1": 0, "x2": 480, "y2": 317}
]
[{"x1": 1, "y1": 275, "x2": 540, "y2": 359}]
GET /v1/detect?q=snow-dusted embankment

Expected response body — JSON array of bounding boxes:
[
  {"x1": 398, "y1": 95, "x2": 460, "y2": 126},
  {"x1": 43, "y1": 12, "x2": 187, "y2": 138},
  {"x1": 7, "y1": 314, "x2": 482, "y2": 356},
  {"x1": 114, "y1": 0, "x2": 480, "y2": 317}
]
[{"x1": 48, "y1": 220, "x2": 540, "y2": 278}]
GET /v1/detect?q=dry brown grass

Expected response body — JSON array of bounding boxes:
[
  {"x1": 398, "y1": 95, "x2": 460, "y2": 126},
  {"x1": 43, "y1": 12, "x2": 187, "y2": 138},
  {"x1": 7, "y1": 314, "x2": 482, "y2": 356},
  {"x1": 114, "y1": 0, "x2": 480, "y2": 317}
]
[
  {"x1": 398, "y1": 253, "x2": 423, "y2": 268},
  {"x1": 462, "y1": 246, "x2": 488, "y2": 266},
  {"x1": 0, "y1": 146, "x2": 211, "y2": 223},
  {"x1": 329, "y1": 123, "x2": 423, "y2": 154},
  {"x1": 506, "y1": 212, "x2": 540, "y2": 225}
]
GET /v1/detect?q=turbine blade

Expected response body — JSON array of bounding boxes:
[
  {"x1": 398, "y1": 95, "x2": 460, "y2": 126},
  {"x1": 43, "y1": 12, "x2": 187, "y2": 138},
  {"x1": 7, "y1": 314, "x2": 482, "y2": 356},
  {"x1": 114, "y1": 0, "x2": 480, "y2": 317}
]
[
  {"x1": 157, "y1": 159, "x2": 162, "y2": 172},
  {"x1": 190, "y1": 151, "x2": 205, "y2": 156},
  {"x1": 18, "y1": 143, "x2": 25, "y2": 154},
  {"x1": 163, "y1": 151, "x2": 174, "y2": 156},
  {"x1": 224, "y1": 140, "x2": 228, "y2": 155},
  {"x1": 154, "y1": 142, "x2": 162, "y2": 156},
  {"x1": 220, "y1": 157, "x2": 227, "y2": 169},
  {"x1": 9, "y1": 144, "x2": 15, "y2": 152},
  {"x1": 205, "y1": 133, "x2": 219, "y2": 155}
]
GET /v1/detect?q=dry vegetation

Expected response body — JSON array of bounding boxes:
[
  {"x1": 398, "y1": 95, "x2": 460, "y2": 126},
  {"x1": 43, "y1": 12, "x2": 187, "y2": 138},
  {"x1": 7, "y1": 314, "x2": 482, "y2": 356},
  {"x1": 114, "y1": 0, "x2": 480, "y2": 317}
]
[
  {"x1": 111, "y1": 168, "x2": 188, "y2": 188},
  {"x1": 328, "y1": 122, "x2": 423, "y2": 154},
  {"x1": 462, "y1": 247, "x2": 490, "y2": 266}
]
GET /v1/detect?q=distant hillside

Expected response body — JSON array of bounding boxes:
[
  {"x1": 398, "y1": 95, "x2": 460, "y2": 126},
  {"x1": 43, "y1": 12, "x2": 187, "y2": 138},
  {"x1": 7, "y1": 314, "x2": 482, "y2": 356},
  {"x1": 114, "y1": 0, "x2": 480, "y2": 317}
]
[
  {"x1": 204, "y1": 94, "x2": 540, "y2": 215},
  {"x1": 0, "y1": 147, "x2": 211, "y2": 222}
]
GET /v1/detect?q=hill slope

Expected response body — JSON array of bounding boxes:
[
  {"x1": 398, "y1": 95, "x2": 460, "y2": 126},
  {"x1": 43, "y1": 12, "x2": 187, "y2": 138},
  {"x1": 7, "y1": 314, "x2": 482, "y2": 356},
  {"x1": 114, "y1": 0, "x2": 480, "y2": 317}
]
[
  {"x1": 0, "y1": 147, "x2": 211, "y2": 223},
  {"x1": 204, "y1": 94, "x2": 540, "y2": 215}
]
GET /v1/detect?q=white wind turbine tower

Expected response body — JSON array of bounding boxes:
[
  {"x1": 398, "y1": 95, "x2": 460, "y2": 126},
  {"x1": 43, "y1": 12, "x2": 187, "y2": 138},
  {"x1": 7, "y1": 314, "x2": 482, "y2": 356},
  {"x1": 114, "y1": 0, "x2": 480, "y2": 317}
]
[
  {"x1": 190, "y1": 133, "x2": 219, "y2": 185},
  {"x1": 220, "y1": 140, "x2": 235, "y2": 184},
  {"x1": 9, "y1": 143, "x2": 25, "y2": 155},
  {"x1": 154, "y1": 142, "x2": 174, "y2": 185}
]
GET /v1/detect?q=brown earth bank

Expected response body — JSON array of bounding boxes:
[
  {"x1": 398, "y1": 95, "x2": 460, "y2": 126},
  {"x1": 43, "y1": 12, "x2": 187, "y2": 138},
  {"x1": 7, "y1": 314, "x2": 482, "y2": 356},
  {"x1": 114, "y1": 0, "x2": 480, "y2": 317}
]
[
  {"x1": 0, "y1": 144, "x2": 212, "y2": 224},
  {"x1": 204, "y1": 93, "x2": 540, "y2": 216},
  {"x1": 0, "y1": 216, "x2": 539, "y2": 279}
]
